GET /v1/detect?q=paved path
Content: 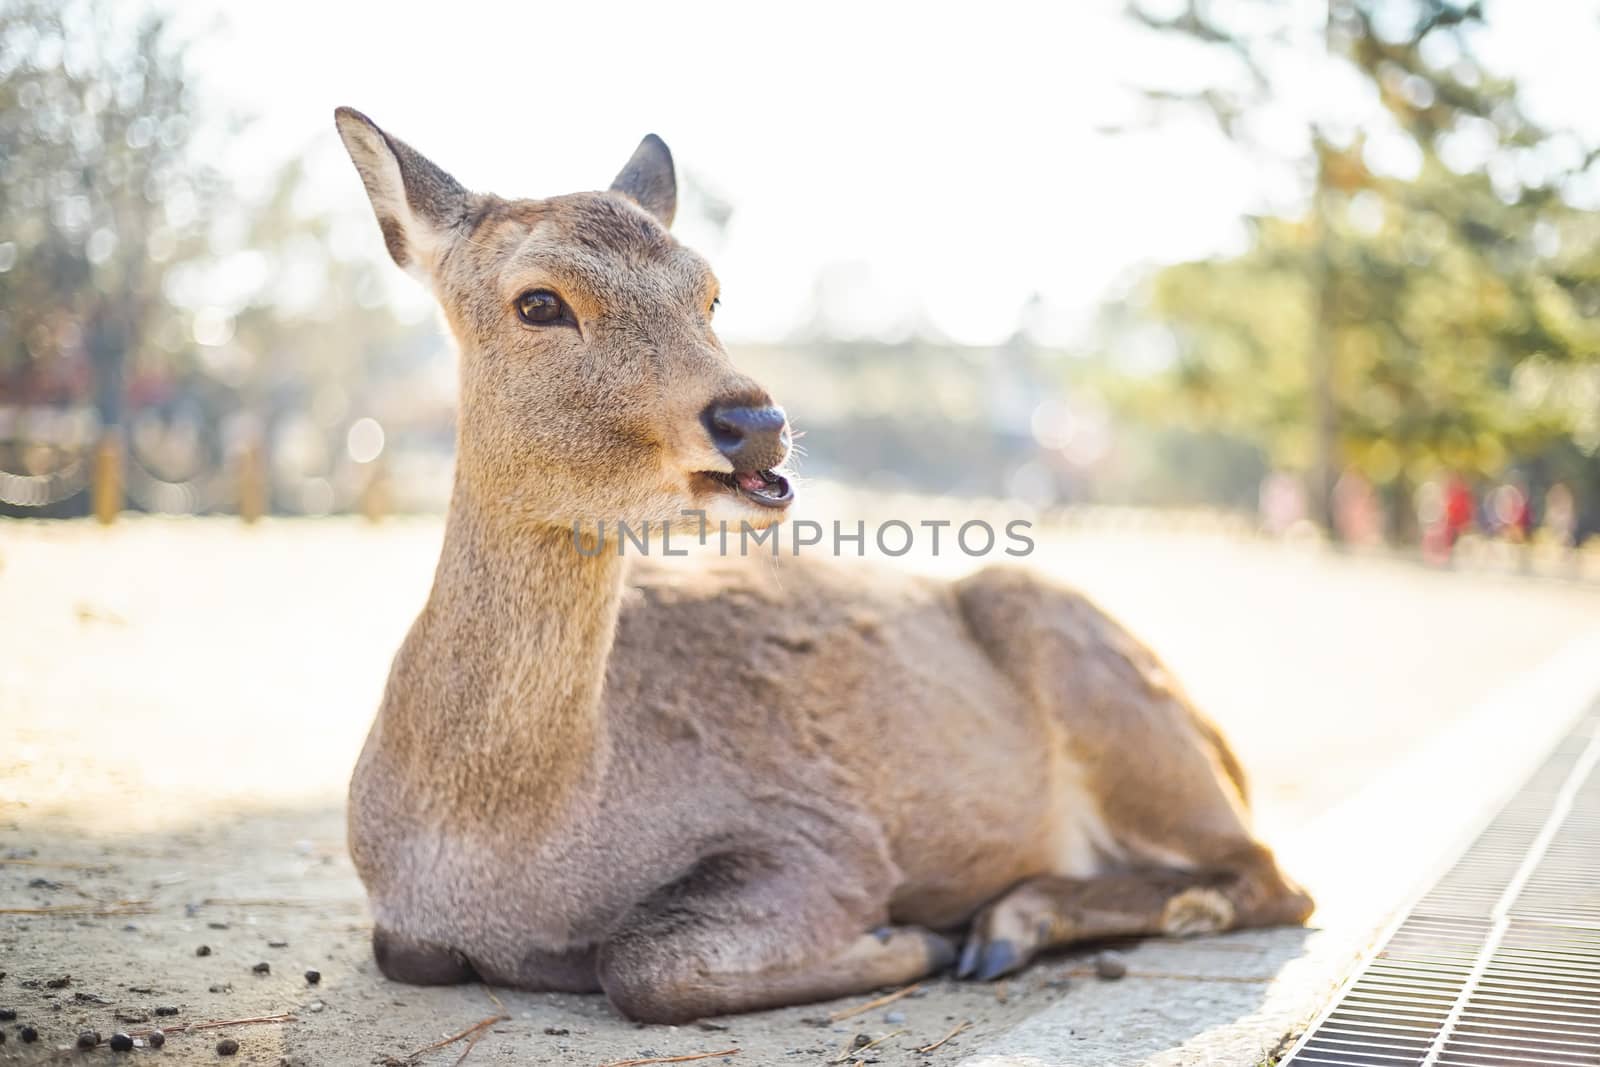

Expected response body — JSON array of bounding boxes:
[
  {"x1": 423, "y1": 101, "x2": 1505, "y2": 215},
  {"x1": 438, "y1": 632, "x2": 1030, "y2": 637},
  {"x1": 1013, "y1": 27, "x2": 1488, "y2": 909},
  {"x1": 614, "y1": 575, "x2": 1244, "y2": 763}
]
[{"x1": 3, "y1": 516, "x2": 1597, "y2": 1065}]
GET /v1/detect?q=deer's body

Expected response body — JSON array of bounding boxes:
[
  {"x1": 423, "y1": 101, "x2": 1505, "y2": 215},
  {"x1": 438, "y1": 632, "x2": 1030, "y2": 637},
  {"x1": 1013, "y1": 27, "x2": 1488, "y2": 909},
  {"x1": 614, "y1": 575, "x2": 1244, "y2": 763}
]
[{"x1": 336, "y1": 109, "x2": 1312, "y2": 1023}]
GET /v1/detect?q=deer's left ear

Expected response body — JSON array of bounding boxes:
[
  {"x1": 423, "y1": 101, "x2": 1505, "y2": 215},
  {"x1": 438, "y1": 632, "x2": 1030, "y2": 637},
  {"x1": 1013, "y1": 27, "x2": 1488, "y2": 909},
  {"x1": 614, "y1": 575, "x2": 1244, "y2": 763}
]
[{"x1": 610, "y1": 134, "x2": 676, "y2": 228}]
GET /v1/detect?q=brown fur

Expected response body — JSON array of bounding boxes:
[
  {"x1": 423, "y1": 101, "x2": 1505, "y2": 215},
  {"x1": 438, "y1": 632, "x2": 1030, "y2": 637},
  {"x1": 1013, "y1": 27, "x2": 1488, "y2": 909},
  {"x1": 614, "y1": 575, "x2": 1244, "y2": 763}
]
[{"x1": 334, "y1": 108, "x2": 1313, "y2": 1024}]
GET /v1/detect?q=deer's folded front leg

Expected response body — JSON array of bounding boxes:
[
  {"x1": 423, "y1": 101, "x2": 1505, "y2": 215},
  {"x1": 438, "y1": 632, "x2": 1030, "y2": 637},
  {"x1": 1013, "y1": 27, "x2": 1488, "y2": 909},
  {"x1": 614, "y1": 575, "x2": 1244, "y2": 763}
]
[{"x1": 595, "y1": 853, "x2": 954, "y2": 1024}]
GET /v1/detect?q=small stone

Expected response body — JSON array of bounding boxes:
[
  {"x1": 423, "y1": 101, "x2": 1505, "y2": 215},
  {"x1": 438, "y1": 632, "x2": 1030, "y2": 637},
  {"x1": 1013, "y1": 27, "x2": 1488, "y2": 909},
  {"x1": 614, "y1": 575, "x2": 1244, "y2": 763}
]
[
  {"x1": 155, "y1": 1005, "x2": 180, "y2": 1016},
  {"x1": 148, "y1": 1030, "x2": 166, "y2": 1049},
  {"x1": 883, "y1": 1010, "x2": 906, "y2": 1024},
  {"x1": 850, "y1": 1033, "x2": 872, "y2": 1050},
  {"x1": 45, "y1": 975, "x2": 71, "y2": 989},
  {"x1": 303, "y1": 969, "x2": 320, "y2": 986},
  {"x1": 1093, "y1": 950, "x2": 1128, "y2": 980},
  {"x1": 307, "y1": 1001, "x2": 325, "y2": 1013},
  {"x1": 251, "y1": 962, "x2": 271, "y2": 975},
  {"x1": 267, "y1": 940, "x2": 288, "y2": 949},
  {"x1": 208, "y1": 984, "x2": 231, "y2": 994},
  {"x1": 207, "y1": 922, "x2": 231, "y2": 930},
  {"x1": 196, "y1": 945, "x2": 212, "y2": 957},
  {"x1": 217, "y1": 1036, "x2": 240, "y2": 1055},
  {"x1": 110, "y1": 1032, "x2": 135, "y2": 1052},
  {"x1": 0, "y1": 1008, "x2": 15, "y2": 1021},
  {"x1": 77, "y1": 1029, "x2": 101, "y2": 1048},
  {"x1": 543, "y1": 1027, "x2": 569, "y2": 1036},
  {"x1": 20, "y1": 1025, "x2": 39, "y2": 1043}
]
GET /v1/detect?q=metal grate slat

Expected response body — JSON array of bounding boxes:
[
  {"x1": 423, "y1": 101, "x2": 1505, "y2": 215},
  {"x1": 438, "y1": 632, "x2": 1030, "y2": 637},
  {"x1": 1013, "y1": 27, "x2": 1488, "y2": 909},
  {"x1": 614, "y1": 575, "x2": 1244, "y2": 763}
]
[{"x1": 1285, "y1": 702, "x2": 1600, "y2": 1066}]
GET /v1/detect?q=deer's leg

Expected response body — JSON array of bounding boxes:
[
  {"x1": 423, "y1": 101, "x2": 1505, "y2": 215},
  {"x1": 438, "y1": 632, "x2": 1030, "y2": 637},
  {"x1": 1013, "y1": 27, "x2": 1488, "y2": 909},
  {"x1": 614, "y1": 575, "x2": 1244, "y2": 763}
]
[
  {"x1": 596, "y1": 853, "x2": 954, "y2": 1024},
  {"x1": 951, "y1": 568, "x2": 1315, "y2": 982},
  {"x1": 955, "y1": 845, "x2": 1312, "y2": 980},
  {"x1": 372, "y1": 925, "x2": 479, "y2": 985}
]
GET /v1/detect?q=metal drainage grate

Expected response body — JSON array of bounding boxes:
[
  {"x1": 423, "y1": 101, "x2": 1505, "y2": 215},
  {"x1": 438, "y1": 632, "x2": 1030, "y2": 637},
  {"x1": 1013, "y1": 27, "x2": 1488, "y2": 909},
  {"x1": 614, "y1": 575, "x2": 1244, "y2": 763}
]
[{"x1": 1285, "y1": 702, "x2": 1600, "y2": 1066}]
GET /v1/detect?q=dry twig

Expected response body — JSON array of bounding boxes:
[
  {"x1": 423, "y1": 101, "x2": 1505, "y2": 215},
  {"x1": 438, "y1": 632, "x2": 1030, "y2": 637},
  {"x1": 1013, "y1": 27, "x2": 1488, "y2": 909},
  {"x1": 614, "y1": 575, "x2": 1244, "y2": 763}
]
[
  {"x1": 0, "y1": 859, "x2": 113, "y2": 871},
  {"x1": 450, "y1": 1020, "x2": 497, "y2": 1067},
  {"x1": 0, "y1": 900, "x2": 152, "y2": 917},
  {"x1": 406, "y1": 1015, "x2": 507, "y2": 1062},
  {"x1": 129, "y1": 1012, "x2": 298, "y2": 1038},
  {"x1": 915, "y1": 1020, "x2": 972, "y2": 1054},
  {"x1": 597, "y1": 1049, "x2": 741, "y2": 1067},
  {"x1": 832, "y1": 1030, "x2": 906, "y2": 1063},
  {"x1": 199, "y1": 896, "x2": 354, "y2": 909},
  {"x1": 827, "y1": 982, "x2": 921, "y2": 1022}
]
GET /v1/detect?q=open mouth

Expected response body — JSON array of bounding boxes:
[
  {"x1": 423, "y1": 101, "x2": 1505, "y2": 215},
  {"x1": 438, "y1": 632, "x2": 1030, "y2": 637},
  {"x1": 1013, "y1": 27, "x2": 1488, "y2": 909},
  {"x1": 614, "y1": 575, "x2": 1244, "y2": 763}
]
[{"x1": 699, "y1": 468, "x2": 794, "y2": 509}]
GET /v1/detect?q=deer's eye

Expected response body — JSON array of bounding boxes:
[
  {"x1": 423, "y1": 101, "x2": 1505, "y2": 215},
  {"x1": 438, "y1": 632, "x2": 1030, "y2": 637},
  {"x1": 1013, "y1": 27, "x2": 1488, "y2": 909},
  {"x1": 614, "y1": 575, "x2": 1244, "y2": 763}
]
[{"x1": 516, "y1": 289, "x2": 571, "y2": 327}]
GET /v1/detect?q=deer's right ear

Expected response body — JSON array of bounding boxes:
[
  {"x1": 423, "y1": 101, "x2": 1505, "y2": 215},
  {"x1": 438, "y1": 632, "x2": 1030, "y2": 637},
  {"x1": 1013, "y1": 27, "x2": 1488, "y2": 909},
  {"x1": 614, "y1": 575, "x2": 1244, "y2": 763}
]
[{"x1": 334, "y1": 107, "x2": 467, "y2": 279}]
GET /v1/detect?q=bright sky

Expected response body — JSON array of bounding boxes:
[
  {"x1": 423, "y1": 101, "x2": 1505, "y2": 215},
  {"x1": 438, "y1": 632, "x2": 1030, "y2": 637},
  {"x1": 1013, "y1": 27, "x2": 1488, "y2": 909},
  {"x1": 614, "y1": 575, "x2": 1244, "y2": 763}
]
[{"x1": 162, "y1": 0, "x2": 1600, "y2": 347}]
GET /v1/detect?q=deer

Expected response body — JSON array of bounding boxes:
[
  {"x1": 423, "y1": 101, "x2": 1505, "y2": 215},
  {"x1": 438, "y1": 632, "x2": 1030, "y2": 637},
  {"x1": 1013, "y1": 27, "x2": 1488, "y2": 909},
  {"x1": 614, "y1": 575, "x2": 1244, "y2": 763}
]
[{"x1": 333, "y1": 107, "x2": 1314, "y2": 1025}]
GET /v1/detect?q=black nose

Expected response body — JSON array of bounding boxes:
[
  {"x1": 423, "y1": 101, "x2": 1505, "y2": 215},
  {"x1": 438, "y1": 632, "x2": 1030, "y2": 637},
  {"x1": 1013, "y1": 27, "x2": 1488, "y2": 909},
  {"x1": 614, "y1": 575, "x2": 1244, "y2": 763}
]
[{"x1": 702, "y1": 402, "x2": 790, "y2": 471}]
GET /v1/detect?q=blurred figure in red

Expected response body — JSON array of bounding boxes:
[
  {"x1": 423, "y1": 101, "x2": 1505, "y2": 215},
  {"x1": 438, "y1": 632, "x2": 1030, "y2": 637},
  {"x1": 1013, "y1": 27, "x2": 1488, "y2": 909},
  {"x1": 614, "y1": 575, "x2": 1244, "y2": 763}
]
[
  {"x1": 1419, "y1": 475, "x2": 1477, "y2": 565},
  {"x1": 1444, "y1": 475, "x2": 1475, "y2": 548}
]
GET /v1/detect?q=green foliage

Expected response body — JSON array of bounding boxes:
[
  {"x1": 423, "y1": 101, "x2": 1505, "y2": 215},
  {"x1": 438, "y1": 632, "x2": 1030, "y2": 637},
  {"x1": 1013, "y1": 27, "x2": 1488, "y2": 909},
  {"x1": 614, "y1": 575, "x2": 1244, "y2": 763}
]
[{"x1": 1125, "y1": 0, "x2": 1600, "y2": 520}]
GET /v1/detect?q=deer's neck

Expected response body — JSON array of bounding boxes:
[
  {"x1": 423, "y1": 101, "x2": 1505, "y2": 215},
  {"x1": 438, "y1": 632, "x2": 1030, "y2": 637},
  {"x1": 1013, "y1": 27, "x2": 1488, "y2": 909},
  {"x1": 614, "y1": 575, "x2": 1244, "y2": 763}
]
[{"x1": 394, "y1": 486, "x2": 625, "y2": 814}]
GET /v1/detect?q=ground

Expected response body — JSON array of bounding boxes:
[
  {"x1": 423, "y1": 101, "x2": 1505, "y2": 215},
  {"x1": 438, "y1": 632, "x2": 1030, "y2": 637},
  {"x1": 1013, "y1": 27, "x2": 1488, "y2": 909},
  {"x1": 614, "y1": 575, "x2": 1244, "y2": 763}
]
[{"x1": 3, "y1": 512, "x2": 1597, "y2": 1066}]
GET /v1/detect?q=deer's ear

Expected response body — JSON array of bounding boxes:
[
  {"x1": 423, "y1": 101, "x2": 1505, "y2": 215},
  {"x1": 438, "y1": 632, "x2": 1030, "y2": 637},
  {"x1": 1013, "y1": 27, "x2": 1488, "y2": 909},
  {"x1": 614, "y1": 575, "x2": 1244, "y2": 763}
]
[
  {"x1": 610, "y1": 134, "x2": 676, "y2": 227},
  {"x1": 334, "y1": 106, "x2": 467, "y2": 278}
]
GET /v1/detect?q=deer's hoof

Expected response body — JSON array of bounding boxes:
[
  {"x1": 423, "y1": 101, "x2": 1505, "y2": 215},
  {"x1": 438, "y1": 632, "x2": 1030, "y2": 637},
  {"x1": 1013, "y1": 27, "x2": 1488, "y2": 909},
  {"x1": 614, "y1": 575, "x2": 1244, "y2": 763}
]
[{"x1": 957, "y1": 888, "x2": 1059, "y2": 981}]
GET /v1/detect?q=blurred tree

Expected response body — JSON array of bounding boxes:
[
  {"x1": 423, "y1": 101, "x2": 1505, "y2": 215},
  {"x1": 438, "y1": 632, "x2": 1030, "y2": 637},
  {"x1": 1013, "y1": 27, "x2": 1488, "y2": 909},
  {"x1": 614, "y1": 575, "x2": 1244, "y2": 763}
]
[
  {"x1": 1124, "y1": 0, "x2": 1600, "y2": 538},
  {"x1": 0, "y1": 0, "x2": 438, "y2": 516},
  {"x1": 0, "y1": 0, "x2": 218, "y2": 424}
]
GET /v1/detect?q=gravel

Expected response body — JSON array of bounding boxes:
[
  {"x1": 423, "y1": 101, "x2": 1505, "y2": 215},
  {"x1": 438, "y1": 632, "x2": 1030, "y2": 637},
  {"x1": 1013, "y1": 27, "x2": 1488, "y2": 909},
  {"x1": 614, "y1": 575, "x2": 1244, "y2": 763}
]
[{"x1": 1093, "y1": 950, "x2": 1129, "y2": 980}]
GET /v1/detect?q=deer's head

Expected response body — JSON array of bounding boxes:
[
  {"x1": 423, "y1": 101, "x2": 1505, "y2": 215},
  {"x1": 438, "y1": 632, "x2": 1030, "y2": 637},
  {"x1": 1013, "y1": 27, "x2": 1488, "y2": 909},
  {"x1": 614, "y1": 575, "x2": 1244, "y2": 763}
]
[{"x1": 334, "y1": 108, "x2": 793, "y2": 532}]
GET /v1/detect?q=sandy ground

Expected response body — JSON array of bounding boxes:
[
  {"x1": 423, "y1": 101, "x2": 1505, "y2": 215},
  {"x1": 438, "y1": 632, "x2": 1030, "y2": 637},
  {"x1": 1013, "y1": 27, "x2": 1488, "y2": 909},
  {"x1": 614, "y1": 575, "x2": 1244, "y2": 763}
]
[{"x1": 2, "y1": 513, "x2": 1598, "y2": 1066}]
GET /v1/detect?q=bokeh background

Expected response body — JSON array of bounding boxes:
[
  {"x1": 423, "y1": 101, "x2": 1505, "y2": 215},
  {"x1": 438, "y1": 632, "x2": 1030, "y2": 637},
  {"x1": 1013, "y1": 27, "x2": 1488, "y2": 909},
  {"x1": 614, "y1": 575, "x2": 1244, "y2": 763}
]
[
  {"x1": 3, "y1": 0, "x2": 1598, "y2": 569},
  {"x1": 5, "y1": 5, "x2": 1600, "y2": 1062}
]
